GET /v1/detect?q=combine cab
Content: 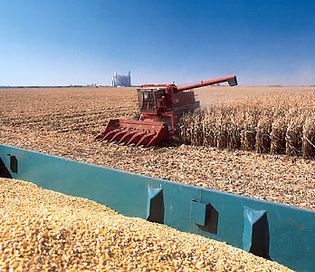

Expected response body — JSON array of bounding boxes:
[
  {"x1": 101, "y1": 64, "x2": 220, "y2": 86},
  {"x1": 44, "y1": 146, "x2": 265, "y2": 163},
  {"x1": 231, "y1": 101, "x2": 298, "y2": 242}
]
[{"x1": 96, "y1": 75, "x2": 238, "y2": 147}]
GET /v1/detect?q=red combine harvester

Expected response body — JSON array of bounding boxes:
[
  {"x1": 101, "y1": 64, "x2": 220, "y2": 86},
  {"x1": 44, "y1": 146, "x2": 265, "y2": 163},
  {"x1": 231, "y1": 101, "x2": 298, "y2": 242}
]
[{"x1": 96, "y1": 75, "x2": 238, "y2": 147}]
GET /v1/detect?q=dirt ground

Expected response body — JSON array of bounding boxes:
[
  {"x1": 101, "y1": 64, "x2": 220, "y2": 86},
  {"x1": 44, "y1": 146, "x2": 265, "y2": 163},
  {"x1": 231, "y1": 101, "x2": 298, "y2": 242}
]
[{"x1": 0, "y1": 86, "x2": 314, "y2": 210}]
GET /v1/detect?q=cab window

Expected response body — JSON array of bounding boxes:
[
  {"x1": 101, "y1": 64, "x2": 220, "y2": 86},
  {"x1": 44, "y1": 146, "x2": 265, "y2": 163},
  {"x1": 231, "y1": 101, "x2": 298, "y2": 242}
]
[{"x1": 141, "y1": 90, "x2": 155, "y2": 111}]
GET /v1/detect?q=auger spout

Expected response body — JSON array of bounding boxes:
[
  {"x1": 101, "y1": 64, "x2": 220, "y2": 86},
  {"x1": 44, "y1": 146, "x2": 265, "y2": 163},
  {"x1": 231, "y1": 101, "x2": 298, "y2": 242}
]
[{"x1": 176, "y1": 75, "x2": 237, "y2": 92}]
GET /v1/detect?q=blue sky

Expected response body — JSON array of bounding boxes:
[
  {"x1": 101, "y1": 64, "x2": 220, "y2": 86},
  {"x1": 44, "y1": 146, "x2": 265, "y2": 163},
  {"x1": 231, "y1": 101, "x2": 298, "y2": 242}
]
[{"x1": 0, "y1": 0, "x2": 314, "y2": 86}]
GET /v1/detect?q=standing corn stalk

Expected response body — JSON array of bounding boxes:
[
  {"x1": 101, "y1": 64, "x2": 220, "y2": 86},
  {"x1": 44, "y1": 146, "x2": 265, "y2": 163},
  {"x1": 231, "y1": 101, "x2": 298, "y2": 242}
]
[
  {"x1": 302, "y1": 116, "x2": 315, "y2": 158},
  {"x1": 177, "y1": 92, "x2": 314, "y2": 159}
]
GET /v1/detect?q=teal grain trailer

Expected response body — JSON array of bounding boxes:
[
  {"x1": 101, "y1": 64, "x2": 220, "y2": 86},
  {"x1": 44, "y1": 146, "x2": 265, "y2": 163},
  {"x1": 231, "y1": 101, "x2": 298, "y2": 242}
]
[{"x1": 0, "y1": 144, "x2": 314, "y2": 271}]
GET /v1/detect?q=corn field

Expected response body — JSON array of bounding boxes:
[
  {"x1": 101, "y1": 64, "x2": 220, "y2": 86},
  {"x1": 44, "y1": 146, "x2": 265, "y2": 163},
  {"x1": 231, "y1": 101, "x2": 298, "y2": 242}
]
[
  {"x1": 1, "y1": 87, "x2": 314, "y2": 209},
  {"x1": 179, "y1": 92, "x2": 315, "y2": 159}
]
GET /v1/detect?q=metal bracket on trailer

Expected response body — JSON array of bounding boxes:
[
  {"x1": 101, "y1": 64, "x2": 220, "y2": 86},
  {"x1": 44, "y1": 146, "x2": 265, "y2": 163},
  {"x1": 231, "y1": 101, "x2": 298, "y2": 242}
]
[
  {"x1": 0, "y1": 144, "x2": 314, "y2": 272},
  {"x1": 146, "y1": 187, "x2": 164, "y2": 223}
]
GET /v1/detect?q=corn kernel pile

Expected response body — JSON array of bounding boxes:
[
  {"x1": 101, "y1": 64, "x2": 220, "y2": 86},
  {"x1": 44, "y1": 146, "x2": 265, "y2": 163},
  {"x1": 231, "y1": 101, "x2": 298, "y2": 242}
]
[{"x1": 0, "y1": 178, "x2": 291, "y2": 271}]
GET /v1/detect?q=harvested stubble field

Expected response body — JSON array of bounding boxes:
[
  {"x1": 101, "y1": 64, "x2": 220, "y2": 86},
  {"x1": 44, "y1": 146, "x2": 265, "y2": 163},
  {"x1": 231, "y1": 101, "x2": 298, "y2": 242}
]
[
  {"x1": 0, "y1": 177, "x2": 291, "y2": 271},
  {"x1": 0, "y1": 86, "x2": 315, "y2": 210}
]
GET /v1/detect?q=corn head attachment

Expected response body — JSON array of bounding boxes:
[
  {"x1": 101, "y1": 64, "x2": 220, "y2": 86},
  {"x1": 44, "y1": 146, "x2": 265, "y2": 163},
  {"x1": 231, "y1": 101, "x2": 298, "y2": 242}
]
[
  {"x1": 95, "y1": 119, "x2": 170, "y2": 147},
  {"x1": 96, "y1": 75, "x2": 238, "y2": 147}
]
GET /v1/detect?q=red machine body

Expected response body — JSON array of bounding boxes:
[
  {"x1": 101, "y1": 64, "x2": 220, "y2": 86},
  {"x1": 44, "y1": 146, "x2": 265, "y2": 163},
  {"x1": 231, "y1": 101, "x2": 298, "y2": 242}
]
[{"x1": 96, "y1": 75, "x2": 237, "y2": 147}]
